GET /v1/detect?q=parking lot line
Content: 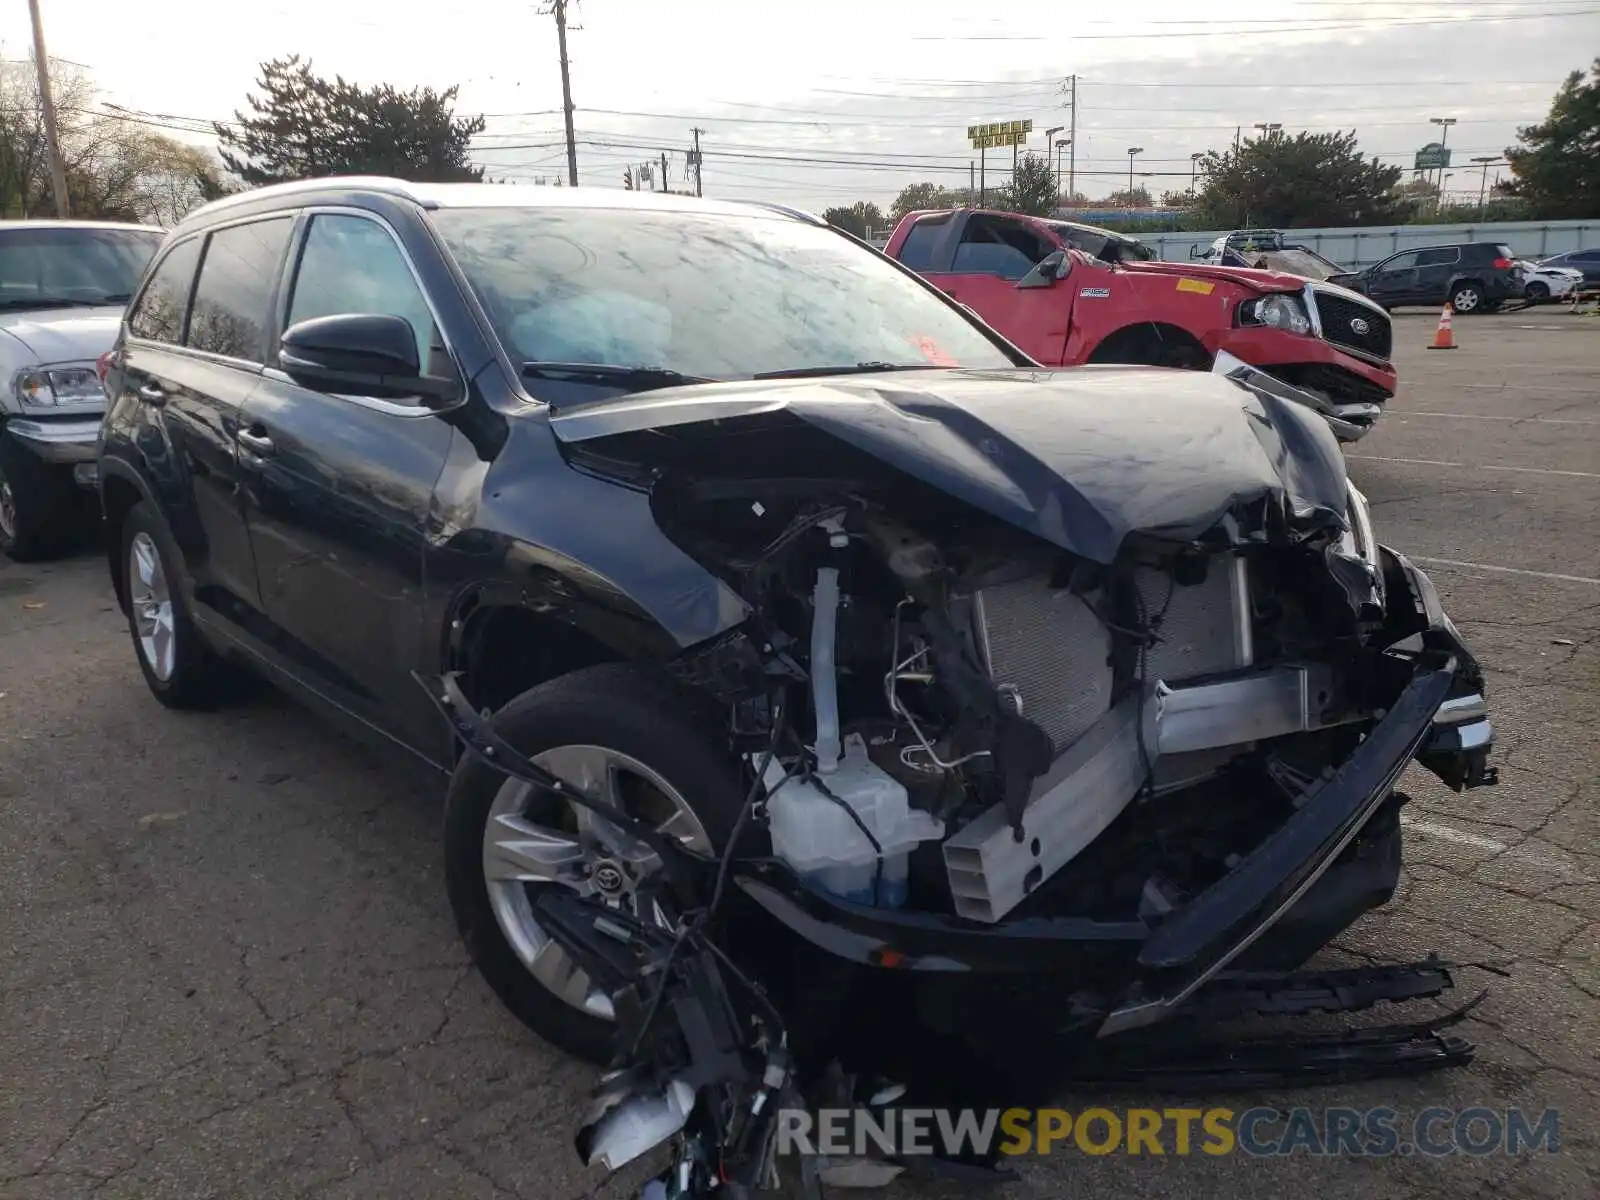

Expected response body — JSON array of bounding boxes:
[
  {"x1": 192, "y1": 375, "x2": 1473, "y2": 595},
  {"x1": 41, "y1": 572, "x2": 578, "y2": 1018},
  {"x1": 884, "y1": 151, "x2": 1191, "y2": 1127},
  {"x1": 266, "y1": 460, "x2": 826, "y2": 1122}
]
[
  {"x1": 1401, "y1": 815, "x2": 1596, "y2": 882},
  {"x1": 1387, "y1": 411, "x2": 1600, "y2": 426},
  {"x1": 1410, "y1": 556, "x2": 1600, "y2": 587},
  {"x1": 1349, "y1": 454, "x2": 1600, "y2": 480}
]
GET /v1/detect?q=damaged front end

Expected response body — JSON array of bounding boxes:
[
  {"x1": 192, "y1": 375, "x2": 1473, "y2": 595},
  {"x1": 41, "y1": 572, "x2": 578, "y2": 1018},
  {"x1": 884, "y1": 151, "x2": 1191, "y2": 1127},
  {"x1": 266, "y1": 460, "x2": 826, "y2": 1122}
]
[{"x1": 437, "y1": 362, "x2": 1498, "y2": 1192}]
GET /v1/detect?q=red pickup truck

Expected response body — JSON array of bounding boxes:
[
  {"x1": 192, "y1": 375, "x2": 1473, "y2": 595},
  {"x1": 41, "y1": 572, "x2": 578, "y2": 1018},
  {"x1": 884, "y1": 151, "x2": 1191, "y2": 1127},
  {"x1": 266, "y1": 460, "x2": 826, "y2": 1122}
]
[{"x1": 883, "y1": 208, "x2": 1397, "y2": 441}]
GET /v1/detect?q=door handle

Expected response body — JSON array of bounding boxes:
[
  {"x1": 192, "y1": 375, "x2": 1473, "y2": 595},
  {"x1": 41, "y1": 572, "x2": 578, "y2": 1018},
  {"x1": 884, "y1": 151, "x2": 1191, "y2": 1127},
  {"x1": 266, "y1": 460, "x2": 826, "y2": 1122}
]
[
  {"x1": 136, "y1": 381, "x2": 166, "y2": 404},
  {"x1": 237, "y1": 428, "x2": 275, "y2": 456}
]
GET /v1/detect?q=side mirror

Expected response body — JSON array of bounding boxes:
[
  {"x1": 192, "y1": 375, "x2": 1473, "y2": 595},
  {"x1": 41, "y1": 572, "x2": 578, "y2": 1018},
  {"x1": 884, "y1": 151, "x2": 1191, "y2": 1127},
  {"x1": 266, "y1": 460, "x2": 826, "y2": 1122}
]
[
  {"x1": 279, "y1": 313, "x2": 457, "y2": 403},
  {"x1": 1016, "y1": 250, "x2": 1069, "y2": 290}
]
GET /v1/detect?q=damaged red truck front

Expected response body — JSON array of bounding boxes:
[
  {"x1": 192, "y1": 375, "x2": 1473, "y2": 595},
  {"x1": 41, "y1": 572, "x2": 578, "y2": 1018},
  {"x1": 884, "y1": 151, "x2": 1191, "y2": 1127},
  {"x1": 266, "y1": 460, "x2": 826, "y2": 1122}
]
[{"x1": 883, "y1": 208, "x2": 1397, "y2": 442}]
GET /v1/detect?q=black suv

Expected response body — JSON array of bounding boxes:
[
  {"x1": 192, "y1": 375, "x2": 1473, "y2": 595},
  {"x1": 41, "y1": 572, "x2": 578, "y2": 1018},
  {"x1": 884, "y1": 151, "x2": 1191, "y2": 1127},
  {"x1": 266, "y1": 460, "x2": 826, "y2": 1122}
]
[
  {"x1": 98, "y1": 179, "x2": 1494, "y2": 1180},
  {"x1": 1332, "y1": 241, "x2": 1525, "y2": 313}
]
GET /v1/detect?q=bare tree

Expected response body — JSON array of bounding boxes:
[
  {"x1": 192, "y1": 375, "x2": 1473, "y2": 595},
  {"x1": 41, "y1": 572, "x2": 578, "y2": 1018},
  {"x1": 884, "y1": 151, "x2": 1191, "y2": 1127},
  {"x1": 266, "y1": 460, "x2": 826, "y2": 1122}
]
[{"x1": 0, "y1": 56, "x2": 234, "y2": 224}]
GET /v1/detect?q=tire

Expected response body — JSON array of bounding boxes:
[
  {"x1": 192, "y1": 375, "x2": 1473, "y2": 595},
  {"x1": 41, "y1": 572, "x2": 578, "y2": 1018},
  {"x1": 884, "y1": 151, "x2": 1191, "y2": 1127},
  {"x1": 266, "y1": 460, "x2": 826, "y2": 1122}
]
[
  {"x1": 119, "y1": 500, "x2": 238, "y2": 709},
  {"x1": 0, "y1": 431, "x2": 79, "y2": 562},
  {"x1": 1449, "y1": 282, "x2": 1485, "y2": 314},
  {"x1": 443, "y1": 663, "x2": 749, "y2": 1064},
  {"x1": 1524, "y1": 282, "x2": 1549, "y2": 303}
]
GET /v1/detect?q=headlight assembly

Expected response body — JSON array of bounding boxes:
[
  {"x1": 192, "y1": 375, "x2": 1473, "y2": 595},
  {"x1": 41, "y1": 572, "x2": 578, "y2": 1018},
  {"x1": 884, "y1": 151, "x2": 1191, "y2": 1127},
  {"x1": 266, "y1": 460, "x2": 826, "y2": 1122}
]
[
  {"x1": 1240, "y1": 294, "x2": 1312, "y2": 336},
  {"x1": 13, "y1": 365, "x2": 103, "y2": 409}
]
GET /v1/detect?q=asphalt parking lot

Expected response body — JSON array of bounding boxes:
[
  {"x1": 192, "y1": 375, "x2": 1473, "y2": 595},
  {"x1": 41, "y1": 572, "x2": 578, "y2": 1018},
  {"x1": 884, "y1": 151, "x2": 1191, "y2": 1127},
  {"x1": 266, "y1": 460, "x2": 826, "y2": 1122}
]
[{"x1": 2, "y1": 310, "x2": 1596, "y2": 1200}]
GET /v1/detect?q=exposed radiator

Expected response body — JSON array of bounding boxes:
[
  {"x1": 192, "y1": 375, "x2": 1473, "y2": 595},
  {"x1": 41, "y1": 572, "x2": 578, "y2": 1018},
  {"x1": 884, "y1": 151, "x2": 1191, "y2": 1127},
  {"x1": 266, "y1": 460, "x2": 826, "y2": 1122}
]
[
  {"x1": 973, "y1": 577, "x2": 1114, "y2": 754},
  {"x1": 1135, "y1": 557, "x2": 1254, "y2": 683},
  {"x1": 949, "y1": 555, "x2": 1258, "y2": 924}
]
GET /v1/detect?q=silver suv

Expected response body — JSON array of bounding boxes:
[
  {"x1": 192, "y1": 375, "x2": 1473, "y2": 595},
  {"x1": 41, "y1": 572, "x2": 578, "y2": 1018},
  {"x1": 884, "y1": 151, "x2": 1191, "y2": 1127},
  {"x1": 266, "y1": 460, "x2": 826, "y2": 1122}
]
[{"x1": 0, "y1": 220, "x2": 162, "y2": 560}]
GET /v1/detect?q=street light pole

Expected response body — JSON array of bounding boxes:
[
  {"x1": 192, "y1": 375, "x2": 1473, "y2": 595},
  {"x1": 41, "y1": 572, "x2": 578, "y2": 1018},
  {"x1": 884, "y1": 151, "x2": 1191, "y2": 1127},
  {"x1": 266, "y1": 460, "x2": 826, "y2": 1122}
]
[
  {"x1": 1126, "y1": 147, "x2": 1143, "y2": 212},
  {"x1": 1045, "y1": 125, "x2": 1064, "y2": 206},
  {"x1": 1471, "y1": 155, "x2": 1497, "y2": 218},
  {"x1": 1189, "y1": 151, "x2": 1203, "y2": 198}
]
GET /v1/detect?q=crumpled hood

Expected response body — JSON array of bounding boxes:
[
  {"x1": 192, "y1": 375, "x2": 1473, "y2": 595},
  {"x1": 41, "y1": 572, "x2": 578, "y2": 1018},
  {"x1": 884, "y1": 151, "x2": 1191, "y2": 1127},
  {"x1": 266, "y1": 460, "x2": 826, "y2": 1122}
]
[
  {"x1": 1119, "y1": 260, "x2": 1307, "y2": 293},
  {"x1": 550, "y1": 366, "x2": 1350, "y2": 565},
  {"x1": 0, "y1": 307, "x2": 123, "y2": 365}
]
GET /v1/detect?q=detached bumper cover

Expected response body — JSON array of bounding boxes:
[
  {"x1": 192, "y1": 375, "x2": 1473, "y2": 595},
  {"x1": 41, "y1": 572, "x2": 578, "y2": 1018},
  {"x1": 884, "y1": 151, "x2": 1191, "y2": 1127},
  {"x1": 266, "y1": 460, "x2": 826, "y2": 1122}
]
[
  {"x1": 1209, "y1": 349, "x2": 1381, "y2": 443},
  {"x1": 5, "y1": 416, "x2": 102, "y2": 463}
]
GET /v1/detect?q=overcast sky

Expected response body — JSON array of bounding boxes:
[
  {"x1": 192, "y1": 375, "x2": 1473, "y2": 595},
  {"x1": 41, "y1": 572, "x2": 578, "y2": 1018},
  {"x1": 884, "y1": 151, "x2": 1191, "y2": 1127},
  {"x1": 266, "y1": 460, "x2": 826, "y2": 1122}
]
[{"x1": 5, "y1": 0, "x2": 1597, "y2": 216}]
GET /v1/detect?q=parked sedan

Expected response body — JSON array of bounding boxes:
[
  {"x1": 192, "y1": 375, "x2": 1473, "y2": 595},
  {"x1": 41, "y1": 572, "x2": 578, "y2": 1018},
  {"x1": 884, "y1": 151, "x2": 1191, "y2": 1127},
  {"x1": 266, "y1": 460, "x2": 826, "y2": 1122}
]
[
  {"x1": 98, "y1": 181, "x2": 1495, "y2": 1188},
  {"x1": 1538, "y1": 248, "x2": 1600, "y2": 285}
]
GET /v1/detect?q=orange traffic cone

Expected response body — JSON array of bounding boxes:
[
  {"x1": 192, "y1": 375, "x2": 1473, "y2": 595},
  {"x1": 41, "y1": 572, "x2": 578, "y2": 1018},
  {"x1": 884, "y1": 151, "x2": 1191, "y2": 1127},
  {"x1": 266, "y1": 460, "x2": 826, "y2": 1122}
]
[{"x1": 1428, "y1": 303, "x2": 1457, "y2": 350}]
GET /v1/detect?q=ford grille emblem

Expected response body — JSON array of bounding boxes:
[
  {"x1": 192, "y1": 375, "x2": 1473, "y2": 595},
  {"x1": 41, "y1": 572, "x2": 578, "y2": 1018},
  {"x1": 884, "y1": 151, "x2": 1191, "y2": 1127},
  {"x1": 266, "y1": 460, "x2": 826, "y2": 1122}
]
[{"x1": 1350, "y1": 317, "x2": 1371, "y2": 336}]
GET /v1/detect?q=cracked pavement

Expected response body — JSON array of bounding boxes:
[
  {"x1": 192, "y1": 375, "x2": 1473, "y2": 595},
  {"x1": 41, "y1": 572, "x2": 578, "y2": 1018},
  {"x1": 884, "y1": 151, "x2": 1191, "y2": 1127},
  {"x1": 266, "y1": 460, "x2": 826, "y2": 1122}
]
[{"x1": 1, "y1": 314, "x2": 1595, "y2": 1199}]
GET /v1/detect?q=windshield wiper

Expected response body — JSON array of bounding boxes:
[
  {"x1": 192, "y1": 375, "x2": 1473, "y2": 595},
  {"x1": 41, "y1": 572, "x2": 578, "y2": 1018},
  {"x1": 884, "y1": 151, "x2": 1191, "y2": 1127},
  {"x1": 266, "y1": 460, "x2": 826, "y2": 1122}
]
[
  {"x1": 752, "y1": 361, "x2": 947, "y2": 381},
  {"x1": 519, "y1": 361, "x2": 715, "y2": 392}
]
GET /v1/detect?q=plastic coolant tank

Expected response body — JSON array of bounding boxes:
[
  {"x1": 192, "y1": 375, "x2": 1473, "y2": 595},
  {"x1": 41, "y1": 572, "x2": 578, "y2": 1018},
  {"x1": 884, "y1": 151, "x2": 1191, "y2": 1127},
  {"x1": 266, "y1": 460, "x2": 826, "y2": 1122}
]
[{"x1": 762, "y1": 734, "x2": 944, "y2": 907}]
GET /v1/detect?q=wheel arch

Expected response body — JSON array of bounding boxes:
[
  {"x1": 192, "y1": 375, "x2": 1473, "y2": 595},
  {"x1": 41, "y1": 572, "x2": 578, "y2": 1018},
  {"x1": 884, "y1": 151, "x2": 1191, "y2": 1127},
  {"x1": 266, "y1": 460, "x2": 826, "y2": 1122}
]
[
  {"x1": 99, "y1": 459, "x2": 155, "y2": 614},
  {"x1": 1084, "y1": 321, "x2": 1211, "y2": 368},
  {"x1": 441, "y1": 578, "x2": 681, "y2": 718}
]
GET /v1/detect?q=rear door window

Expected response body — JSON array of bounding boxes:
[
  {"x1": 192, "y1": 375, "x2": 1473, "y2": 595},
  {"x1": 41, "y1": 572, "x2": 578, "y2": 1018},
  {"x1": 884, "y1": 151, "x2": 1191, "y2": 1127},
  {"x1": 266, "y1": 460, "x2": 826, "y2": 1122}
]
[
  {"x1": 127, "y1": 238, "x2": 203, "y2": 344},
  {"x1": 187, "y1": 217, "x2": 295, "y2": 363},
  {"x1": 1415, "y1": 247, "x2": 1460, "y2": 267}
]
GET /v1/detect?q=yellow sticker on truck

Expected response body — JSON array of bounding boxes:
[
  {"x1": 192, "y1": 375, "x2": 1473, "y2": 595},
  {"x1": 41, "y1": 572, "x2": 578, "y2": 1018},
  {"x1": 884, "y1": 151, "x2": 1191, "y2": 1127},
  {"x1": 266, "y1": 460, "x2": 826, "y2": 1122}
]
[{"x1": 1176, "y1": 278, "x2": 1216, "y2": 295}]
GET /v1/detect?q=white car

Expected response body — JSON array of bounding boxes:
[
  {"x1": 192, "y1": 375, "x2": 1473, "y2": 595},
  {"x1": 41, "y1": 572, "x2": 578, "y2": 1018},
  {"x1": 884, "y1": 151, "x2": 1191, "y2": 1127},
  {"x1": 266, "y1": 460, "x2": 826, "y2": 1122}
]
[
  {"x1": 0, "y1": 220, "x2": 163, "y2": 560},
  {"x1": 1517, "y1": 259, "x2": 1584, "y2": 303}
]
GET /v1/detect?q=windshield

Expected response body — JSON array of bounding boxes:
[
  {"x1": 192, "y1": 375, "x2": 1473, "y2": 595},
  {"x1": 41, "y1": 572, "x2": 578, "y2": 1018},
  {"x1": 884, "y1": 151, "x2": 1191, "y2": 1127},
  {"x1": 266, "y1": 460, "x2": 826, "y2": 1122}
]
[
  {"x1": 1252, "y1": 248, "x2": 1346, "y2": 280},
  {"x1": 430, "y1": 207, "x2": 1016, "y2": 383},
  {"x1": 0, "y1": 226, "x2": 162, "y2": 307},
  {"x1": 1044, "y1": 222, "x2": 1154, "y2": 264}
]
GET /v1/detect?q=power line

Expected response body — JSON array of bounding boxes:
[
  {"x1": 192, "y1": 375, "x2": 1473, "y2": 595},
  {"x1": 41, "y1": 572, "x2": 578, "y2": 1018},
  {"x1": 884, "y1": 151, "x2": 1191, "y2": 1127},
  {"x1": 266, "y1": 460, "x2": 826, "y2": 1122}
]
[{"x1": 908, "y1": 7, "x2": 1597, "y2": 38}]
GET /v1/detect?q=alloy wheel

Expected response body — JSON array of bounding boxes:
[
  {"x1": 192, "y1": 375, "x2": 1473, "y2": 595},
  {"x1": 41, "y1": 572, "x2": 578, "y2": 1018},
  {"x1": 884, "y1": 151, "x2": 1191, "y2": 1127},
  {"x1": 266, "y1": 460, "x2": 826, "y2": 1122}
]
[
  {"x1": 1452, "y1": 288, "x2": 1481, "y2": 312},
  {"x1": 481, "y1": 744, "x2": 712, "y2": 1019},
  {"x1": 128, "y1": 530, "x2": 176, "y2": 681},
  {"x1": 0, "y1": 468, "x2": 15, "y2": 542}
]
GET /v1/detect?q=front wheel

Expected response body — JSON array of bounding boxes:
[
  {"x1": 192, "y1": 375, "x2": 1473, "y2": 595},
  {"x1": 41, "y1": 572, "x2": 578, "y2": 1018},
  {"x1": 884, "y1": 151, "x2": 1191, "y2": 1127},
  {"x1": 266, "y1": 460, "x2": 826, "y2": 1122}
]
[
  {"x1": 1450, "y1": 283, "x2": 1485, "y2": 313},
  {"x1": 0, "y1": 433, "x2": 78, "y2": 562},
  {"x1": 443, "y1": 663, "x2": 750, "y2": 1064}
]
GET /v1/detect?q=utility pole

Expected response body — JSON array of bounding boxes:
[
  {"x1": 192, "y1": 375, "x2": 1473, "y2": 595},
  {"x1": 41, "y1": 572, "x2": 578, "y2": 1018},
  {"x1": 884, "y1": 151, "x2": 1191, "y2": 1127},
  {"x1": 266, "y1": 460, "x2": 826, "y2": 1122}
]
[
  {"x1": 1234, "y1": 125, "x2": 1242, "y2": 154},
  {"x1": 979, "y1": 147, "x2": 986, "y2": 205},
  {"x1": 969, "y1": 160, "x2": 975, "y2": 201},
  {"x1": 544, "y1": 0, "x2": 579, "y2": 186},
  {"x1": 1471, "y1": 155, "x2": 1497, "y2": 218},
  {"x1": 1067, "y1": 74, "x2": 1077, "y2": 203},
  {"x1": 1429, "y1": 116, "x2": 1456, "y2": 210},
  {"x1": 689, "y1": 127, "x2": 704, "y2": 197},
  {"x1": 27, "y1": 0, "x2": 70, "y2": 218},
  {"x1": 660, "y1": 151, "x2": 668, "y2": 193}
]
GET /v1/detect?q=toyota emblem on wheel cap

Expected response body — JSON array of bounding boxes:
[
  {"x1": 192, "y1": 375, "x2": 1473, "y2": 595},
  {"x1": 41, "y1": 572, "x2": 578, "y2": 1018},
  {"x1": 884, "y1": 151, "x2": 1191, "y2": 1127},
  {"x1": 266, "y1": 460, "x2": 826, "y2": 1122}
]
[
  {"x1": 593, "y1": 863, "x2": 626, "y2": 894},
  {"x1": 1350, "y1": 317, "x2": 1371, "y2": 336}
]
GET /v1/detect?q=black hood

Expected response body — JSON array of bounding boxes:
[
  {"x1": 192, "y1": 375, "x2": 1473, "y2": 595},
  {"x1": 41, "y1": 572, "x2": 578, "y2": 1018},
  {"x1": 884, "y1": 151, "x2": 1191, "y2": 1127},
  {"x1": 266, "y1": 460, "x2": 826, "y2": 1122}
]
[{"x1": 549, "y1": 366, "x2": 1350, "y2": 565}]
